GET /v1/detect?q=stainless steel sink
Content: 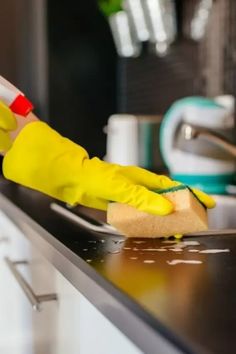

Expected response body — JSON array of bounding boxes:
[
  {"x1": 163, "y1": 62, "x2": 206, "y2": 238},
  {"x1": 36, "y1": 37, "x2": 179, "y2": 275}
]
[
  {"x1": 208, "y1": 195, "x2": 236, "y2": 229},
  {"x1": 51, "y1": 195, "x2": 236, "y2": 237}
]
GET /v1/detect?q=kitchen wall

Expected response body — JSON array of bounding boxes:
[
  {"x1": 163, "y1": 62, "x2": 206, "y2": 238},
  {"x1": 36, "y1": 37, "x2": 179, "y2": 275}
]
[
  {"x1": 47, "y1": 0, "x2": 117, "y2": 158},
  {"x1": 0, "y1": 0, "x2": 48, "y2": 119},
  {"x1": 0, "y1": 0, "x2": 236, "y2": 161},
  {"x1": 0, "y1": 0, "x2": 117, "y2": 159},
  {"x1": 0, "y1": 0, "x2": 48, "y2": 170},
  {"x1": 118, "y1": 0, "x2": 236, "y2": 116},
  {"x1": 118, "y1": 40, "x2": 199, "y2": 115}
]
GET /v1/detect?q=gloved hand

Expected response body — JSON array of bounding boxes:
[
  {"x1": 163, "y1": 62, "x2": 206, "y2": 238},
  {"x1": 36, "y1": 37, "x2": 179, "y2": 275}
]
[
  {"x1": 0, "y1": 101, "x2": 17, "y2": 152},
  {"x1": 3, "y1": 121, "x2": 215, "y2": 214}
]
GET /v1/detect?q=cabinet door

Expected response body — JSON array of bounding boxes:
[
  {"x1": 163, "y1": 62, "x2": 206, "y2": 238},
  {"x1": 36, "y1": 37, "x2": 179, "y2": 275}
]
[
  {"x1": 0, "y1": 211, "x2": 34, "y2": 354},
  {"x1": 30, "y1": 246, "x2": 58, "y2": 354},
  {"x1": 55, "y1": 271, "x2": 143, "y2": 354},
  {"x1": 0, "y1": 211, "x2": 58, "y2": 354}
]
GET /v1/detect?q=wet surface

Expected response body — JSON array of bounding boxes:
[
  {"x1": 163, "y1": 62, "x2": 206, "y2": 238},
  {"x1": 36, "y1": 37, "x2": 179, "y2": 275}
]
[{"x1": 1, "y1": 180, "x2": 236, "y2": 354}]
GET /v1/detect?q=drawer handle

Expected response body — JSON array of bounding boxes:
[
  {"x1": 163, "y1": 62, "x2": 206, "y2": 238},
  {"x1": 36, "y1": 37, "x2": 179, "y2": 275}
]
[{"x1": 5, "y1": 257, "x2": 58, "y2": 311}]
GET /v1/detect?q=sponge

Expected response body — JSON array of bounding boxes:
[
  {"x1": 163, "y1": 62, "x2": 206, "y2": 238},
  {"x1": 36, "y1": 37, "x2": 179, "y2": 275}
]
[{"x1": 107, "y1": 185, "x2": 208, "y2": 238}]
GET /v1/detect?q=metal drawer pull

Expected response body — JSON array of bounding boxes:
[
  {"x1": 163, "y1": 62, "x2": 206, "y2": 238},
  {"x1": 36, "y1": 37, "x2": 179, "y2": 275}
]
[{"x1": 5, "y1": 257, "x2": 57, "y2": 312}]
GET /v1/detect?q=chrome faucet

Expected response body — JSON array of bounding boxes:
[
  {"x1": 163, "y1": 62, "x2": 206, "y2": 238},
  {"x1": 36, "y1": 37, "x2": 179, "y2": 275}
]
[{"x1": 181, "y1": 123, "x2": 236, "y2": 157}]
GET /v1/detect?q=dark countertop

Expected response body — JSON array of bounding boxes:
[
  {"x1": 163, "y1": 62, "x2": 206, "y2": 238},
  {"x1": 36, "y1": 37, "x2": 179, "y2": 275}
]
[{"x1": 0, "y1": 178, "x2": 236, "y2": 354}]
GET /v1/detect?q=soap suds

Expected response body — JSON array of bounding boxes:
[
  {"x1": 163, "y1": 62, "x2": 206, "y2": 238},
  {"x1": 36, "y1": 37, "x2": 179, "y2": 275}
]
[
  {"x1": 108, "y1": 250, "x2": 121, "y2": 254},
  {"x1": 199, "y1": 249, "x2": 230, "y2": 254},
  {"x1": 139, "y1": 248, "x2": 167, "y2": 252},
  {"x1": 168, "y1": 248, "x2": 183, "y2": 252},
  {"x1": 183, "y1": 241, "x2": 200, "y2": 246},
  {"x1": 162, "y1": 240, "x2": 200, "y2": 250},
  {"x1": 167, "y1": 260, "x2": 202, "y2": 265},
  {"x1": 113, "y1": 240, "x2": 124, "y2": 244}
]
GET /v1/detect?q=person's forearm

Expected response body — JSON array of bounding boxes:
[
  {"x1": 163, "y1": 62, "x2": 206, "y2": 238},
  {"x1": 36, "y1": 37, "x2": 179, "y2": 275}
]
[
  {"x1": 1, "y1": 106, "x2": 215, "y2": 212},
  {"x1": 9, "y1": 112, "x2": 39, "y2": 141}
]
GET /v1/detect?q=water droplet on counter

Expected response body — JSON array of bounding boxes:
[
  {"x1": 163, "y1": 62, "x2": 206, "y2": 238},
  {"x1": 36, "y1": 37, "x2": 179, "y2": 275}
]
[
  {"x1": 174, "y1": 234, "x2": 183, "y2": 239},
  {"x1": 167, "y1": 260, "x2": 202, "y2": 265},
  {"x1": 143, "y1": 260, "x2": 155, "y2": 264},
  {"x1": 199, "y1": 249, "x2": 230, "y2": 254}
]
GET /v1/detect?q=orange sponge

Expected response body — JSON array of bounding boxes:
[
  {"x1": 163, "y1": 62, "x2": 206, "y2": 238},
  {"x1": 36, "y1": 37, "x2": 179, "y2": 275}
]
[{"x1": 107, "y1": 186, "x2": 208, "y2": 238}]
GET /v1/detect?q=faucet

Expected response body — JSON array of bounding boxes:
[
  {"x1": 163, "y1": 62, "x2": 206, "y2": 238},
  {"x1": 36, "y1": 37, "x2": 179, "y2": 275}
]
[{"x1": 181, "y1": 123, "x2": 236, "y2": 157}]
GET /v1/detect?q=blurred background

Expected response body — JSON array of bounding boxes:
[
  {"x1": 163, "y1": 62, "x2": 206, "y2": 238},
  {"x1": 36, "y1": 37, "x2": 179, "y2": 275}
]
[
  {"x1": 0, "y1": 0, "x2": 236, "y2": 176},
  {"x1": 1, "y1": 3, "x2": 236, "y2": 354}
]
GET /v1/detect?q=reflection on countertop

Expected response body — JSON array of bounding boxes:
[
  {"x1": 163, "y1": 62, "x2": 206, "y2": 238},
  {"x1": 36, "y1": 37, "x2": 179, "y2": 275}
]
[{"x1": 0, "y1": 178, "x2": 236, "y2": 354}]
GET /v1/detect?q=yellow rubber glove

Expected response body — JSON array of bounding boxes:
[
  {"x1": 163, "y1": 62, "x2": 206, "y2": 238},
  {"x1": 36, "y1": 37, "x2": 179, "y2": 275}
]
[
  {"x1": 0, "y1": 101, "x2": 17, "y2": 152},
  {"x1": 3, "y1": 121, "x2": 215, "y2": 213}
]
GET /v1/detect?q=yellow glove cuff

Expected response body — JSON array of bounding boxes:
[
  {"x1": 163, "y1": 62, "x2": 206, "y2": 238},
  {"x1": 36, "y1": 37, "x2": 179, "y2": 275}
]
[{"x1": 3, "y1": 121, "x2": 89, "y2": 204}]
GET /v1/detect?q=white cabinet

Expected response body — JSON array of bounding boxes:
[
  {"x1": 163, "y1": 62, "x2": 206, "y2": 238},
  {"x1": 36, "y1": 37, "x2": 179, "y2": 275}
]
[
  {"x1": 0, "y1": 211, "x2": 34, "y2": 354},
  {"x1": 55, "y1": 271, "x2": 143, "y2": 354},
  {"x1": 0, "y1": 210, "x2": 143, "y2": 354},
  {"x1": 0, "y1": 211, "x2": 58, "y2": 354}
]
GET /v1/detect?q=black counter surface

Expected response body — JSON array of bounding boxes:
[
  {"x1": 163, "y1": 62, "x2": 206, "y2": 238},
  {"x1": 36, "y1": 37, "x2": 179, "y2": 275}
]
[{"x1": 0, "y1": 179, "x2": 236, "y2": 354}]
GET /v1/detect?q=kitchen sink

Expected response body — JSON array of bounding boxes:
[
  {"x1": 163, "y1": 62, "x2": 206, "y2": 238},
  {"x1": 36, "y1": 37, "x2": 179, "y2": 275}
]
[
  {"x1": 51, "y1": 195, "x2": 236, "y2": 237},
  {"x1": 208, "y1": 195, "x2": 236, "y2": 229}
]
